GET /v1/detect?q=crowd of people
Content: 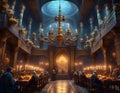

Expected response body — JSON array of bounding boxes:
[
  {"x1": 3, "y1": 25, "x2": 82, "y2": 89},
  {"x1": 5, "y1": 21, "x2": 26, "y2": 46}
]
[
  {"x1": 73, "y1": 70, "x2": 103, "y2": 93},
  {"x1": 0, "y1": 66, "x2": 120, "y2": 93},
  {"x1": 0, "y1": 66, "x2": 50, "y2": 93},
  {"x1": 73, "y1": 68, "x2": 120, "y2": 93},
  {"x1": 0, "y1": 66, "x2": 18, "y2": 93},
  {"x1": 0, "y1": 66, "x2": 59, "y2": 93},
  {"x1": 112, "y1": 68, "x2": 120, "y2": 79}
]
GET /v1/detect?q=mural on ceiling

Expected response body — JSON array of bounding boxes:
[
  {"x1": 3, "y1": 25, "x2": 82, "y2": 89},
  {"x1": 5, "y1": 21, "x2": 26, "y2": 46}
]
[
  {"x1": 41, "y1": 0, "x2": 78, "y2": 17},
  {"x1": 40, "y1": 0, "x2": 80, "y2": 48},
  {"x1": 41, "y1": 0, "x2": 79, "y2": 35}
]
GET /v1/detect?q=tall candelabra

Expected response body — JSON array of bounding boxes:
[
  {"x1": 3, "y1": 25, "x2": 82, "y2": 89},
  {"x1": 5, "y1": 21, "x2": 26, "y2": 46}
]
[{"x1": 39, "y1": 0, "x2": 78, "y2": 46}]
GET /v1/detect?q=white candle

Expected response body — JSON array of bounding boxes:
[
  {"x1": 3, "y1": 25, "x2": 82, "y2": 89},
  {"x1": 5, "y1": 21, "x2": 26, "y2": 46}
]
[
  {"x1": 67, "y1": 23, "x2": 70, "y2": 29},
  {"x1": 75, "y1": 29, "x2": 78, "y2": 33}
]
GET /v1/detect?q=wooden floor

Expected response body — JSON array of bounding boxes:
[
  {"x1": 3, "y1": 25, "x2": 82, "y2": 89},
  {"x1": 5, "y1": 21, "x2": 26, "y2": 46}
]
[{"x1": 41, "y1": 80, "x2": 89, "y2": 93}]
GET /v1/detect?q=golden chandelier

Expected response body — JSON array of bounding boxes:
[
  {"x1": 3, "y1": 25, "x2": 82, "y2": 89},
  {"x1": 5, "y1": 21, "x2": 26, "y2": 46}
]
[{"x1": 39, "y1": 0, "x2": 79, "y2": 45}]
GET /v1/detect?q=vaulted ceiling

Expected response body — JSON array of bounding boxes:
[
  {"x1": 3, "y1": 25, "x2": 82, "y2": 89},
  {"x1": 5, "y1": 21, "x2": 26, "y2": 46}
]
[
  {"x1": 19, "y1": 0, "x2": 97, "y2": 35},
  {"x1": 13, "y1": 0, "x2": 112, "y2": 38},
  {"x1": 23, "y1": 0, "x2": 96, "y2": 21}
]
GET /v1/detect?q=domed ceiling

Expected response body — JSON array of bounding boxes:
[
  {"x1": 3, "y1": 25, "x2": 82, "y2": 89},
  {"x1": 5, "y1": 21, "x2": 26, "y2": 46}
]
[
  {"x1": 41, "y1": 0, "x2": 78, "y2": 17},
  {"x1": 41, "y1": 0, "x2": 79, "y2": 35}
]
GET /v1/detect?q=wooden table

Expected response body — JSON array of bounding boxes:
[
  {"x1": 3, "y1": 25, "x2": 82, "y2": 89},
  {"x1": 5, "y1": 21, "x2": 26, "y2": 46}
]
[{"x1": 15, "y1": 80, "x2": 29, "y2": 93}]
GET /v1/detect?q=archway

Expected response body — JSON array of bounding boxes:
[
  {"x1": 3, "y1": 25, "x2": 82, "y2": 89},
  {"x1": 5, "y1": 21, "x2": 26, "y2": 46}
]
[{"x1": 55, "y1": 54, "x2": 69, "y2": 74}]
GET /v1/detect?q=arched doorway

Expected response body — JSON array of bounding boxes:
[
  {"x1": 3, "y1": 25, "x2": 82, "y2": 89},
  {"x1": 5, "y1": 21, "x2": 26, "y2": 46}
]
[{"x1": 56, "y1": 54, "x2": 69, "y2": 74}]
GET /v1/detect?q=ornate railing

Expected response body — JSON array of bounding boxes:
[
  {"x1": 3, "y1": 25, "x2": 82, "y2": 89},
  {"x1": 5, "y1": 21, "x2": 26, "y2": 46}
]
[
  {"x1": 95, "y1": 10, "x2": 116, "y2": 43},
  {"x1": 91, "y1": 9, "x2": 118, "y2": 53},
  {"x1": 20, "y1": 39, "x2": 31, "y2": 54},
  {"x1": 91, "y1": 40, "x2": 102, "y2": 54},
  {"x1": 8, "y1": 27, "x2": 31, "y2": 54},
  {"x1": 8, "y1": 26, "x2": 19, "y2": 38}
]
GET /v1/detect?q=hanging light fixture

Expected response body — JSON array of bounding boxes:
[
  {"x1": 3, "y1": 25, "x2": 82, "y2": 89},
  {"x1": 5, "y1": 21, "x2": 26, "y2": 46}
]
[{"x1": 39, "y1": 0, "x2": 79, "y2": 46}]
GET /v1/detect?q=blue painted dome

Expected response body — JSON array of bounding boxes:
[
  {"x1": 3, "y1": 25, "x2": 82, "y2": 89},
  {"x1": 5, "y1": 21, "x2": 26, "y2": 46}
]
[{"x1": 41, "y1": 0, "x2": 78, "y2": 17}]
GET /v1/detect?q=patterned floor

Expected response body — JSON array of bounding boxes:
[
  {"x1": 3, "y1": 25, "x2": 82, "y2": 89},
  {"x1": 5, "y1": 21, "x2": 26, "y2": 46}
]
[{"x1": 41, "y1": 80, "x2": 89, "y2": 93}]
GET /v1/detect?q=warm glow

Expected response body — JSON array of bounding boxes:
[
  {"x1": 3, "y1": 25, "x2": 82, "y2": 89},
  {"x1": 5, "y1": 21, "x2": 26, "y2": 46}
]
[
  {"x1": 79, "y1": 62, "x2": 83, "y2": 65},
  {"x1": 56, "y1": 54, "x2": 68, "y2": 74},
  {"x1": 75, "y1": 63, "x2": 78, "y2": 66},
  {"x1": 83, "y1": 64, "x2": 112, "y2": 71},
  {"x1": 56, "y1": 55, "x2": 68, "y2": 64},
  {"x1": 45, "y1": 63, "x2": 49, "y2": 66},
  {"x1": 112, "y1": 52, "x2": 116, "y2": 57},
  {"x1": 16, "y1": 64, "x2": 44, "y2": 72},
  {"x1": 49, "y1": 81, "x2": 74, "y2": 93}
]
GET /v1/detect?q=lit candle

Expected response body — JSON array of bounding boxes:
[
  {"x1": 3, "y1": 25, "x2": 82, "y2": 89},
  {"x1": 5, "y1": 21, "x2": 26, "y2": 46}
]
[
  {"x1": 67, "y1": 23, "x2": 70, "y2": 29},
  {"x1": 41, "y1": 28, "x2": 44, "y2": 33},
  {"x1": 49, "y1": 25, "x2": 52, "y2": 30},
  {"x1": 75, "y1": 29, "x2": 78, "y2": 33}
]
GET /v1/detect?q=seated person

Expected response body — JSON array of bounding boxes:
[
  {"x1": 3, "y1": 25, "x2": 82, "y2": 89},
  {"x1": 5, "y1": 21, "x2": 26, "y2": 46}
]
[
  {"x1": 39, "y1": 72, "x2": 44, "y2": 78},
  {"x1": 91, "y1": 71, "x2": 103, "y2": 93},
  {"x1": 80, "y1": 71, "x2": 87, "y2": 86},
  {"x1": 0, "y1": 66, "x2": 18, "y2": 93},
  {"x1": 29, "y1": 71, "x2": 39, "y2": 85}
]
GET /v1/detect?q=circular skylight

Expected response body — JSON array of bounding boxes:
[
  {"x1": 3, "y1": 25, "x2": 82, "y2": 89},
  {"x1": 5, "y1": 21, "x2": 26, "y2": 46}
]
[{"x1": 41, "y1": 0, "x2": 78, "y2": 17}]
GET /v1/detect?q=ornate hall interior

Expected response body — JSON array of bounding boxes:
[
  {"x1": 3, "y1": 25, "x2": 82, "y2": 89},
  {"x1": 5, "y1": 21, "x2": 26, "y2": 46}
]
[{"x1": 0, "y1": 0, "x2": 120, "y2": 93}]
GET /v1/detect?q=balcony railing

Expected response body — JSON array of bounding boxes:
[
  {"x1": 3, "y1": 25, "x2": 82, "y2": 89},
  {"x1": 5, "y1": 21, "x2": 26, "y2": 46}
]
[
  {"x1": 91, "y1": 40, "x2": 102, "y2": 54},
  {"x1": 95, "y1": 10, "x2": 116, "y2": 43},
  {"x1": 8, "y1": 26, "x2": 19, "y2": 38},
  {"x1": 20, "y1": 39, "x2": 31, "y2": 54},
  {"x1": 91, "y1": 9, "x2": 118, "y2": 53}
]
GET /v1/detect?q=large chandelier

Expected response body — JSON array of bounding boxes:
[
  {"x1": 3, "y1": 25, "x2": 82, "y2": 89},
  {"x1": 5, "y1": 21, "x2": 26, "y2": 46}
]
[{"x1": 39, "y1": 0, "x2": 79, "y2": 45}]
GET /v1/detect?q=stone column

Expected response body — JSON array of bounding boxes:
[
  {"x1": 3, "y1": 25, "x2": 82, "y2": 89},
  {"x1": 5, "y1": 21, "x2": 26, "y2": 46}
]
[
  {"x1": 13, "y1": 47, "x2": 19, "y2": 67},
  {"x1": 49, "y1": 46, "x2": 54, "y2": 74},
  {"x1": 96, "y1": 5, "x2": 101, "y2": 28},
  {"x1": 0, "y1": 36, "x2": 8, "y2": 61},
  {"x1": 114, "y1": 34, "x2": 120, "y2": 66},
  {"x1": 27, "y1": 18, "x2": 32, "y2": 39},
  {"x1": 89, "y1": 18, "x2": 93, "y2": 34},
  {"x1": 80, "y1": 22, "x2": 84, "y2": 49},
  {"x1": 9, "y1": 0, "x2": 16, "y2": 10},
  {"x1": 39, "y1": 27, "x2": 44, "y2": 49},
  {"x1": 32, "y1": 32, "x2": 37, "y2": 46},
  {"x1": 80, "y1": 22, "x2": 84, "y2": 39},
  {"x1": 1, "y1": 40, "x2": 7, "y2": 61},
  {"x1": 10, "y1": 47, "x2": 19, "y2": 67},
  {"x1": 70, "y1": 46, "x2": 75, "y2": 72},
  {"x1": 102, "y1": 47, "x2": 110, "y2": 70},
  {"x1": 18, "y1": 5, "x2": 25, "y2": 27},
  {"x1": 105, "y1": 4, "x2": 110, "y2": 17},
  {"x1": 0, "y1": 0, "x2": 9, "y2": 26}
]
